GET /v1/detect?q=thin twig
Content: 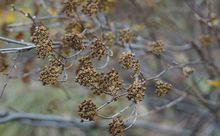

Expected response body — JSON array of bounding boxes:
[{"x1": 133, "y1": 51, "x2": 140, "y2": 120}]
[{"x1": 0, "y1": 54, "x2": 19, "y2": 98}]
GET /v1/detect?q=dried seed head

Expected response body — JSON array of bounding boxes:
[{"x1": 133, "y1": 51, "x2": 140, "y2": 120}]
[
  {"x1": 93, "y1": 68, "x2": 123, "y2": 96},
  {"x1": 62, "y1": 0, "x2": 81, "y2": 17},
  {"x1": 150, "y1": 40, "x2": 165, "y2": 55},
  {"x1": 127, "y1": 79, "x2": 146, "y2": 103},
  {"x1": 31, "y1": 24, "x2": 53, "y2": 58},
  {"x1": 89, "y1": 38, "x2": 107, "y2": 60},
  {"x1": 31, "y1": 24, "x2": 49, "y2": 44},
  {"x1": 182, "y1": 66, "x2": 194, "y2": 77},
  {"x1": 62, "y1": 33, "x2": 85, "y2": 51},
  {"x1": 109, "y1": 117, "x2": 125, "y2": 136},
  {"x1": 82, "y1": 0, "x2": 100, "y2": 16},
  {"x1": 78, "y1": 99, "x2": 97, "y2": 121},
  {"x1": 119, "y1": 29, "x2": 135, "y2": 44},
  {"x1": 155, "y1": 80, "x2": 172, "y2": 97},
  {"x1": 36, "y1": 39, "x2": 53, "y2": 59},
  {"x1": 119, "y1": 51, "x2": 140, "y2": 73},
  {"x1": 40, "y1": 58, "x2": 64, "y2": 86},
  {"x1": 78, "y1": 56, "x2": 92, "y2": 66},
  {"x1": 0, "y1": 53, "x2": 8, "y2": 73},
  {"x1": 75, "y1": 61, "x2": 101, "y2": 87}
]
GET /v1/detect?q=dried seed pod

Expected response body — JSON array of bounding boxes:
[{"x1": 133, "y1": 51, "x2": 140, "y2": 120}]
[
  {"x1": 31, "y1": 24, "x2": 53, "y2": 58},
  {"x1": 127, "y1": 79, "x2": 146, "y2": 103},
  {"x1": 89, "y1": 38, "x2": 107, "y2": 60},
  {"x1": 109, "y1": 117, "x2": 125, "y2": 136},
  {"x1": 119, "y1": 51, "x2": 140, "y2": 74},
  {"x1": 62, "y1": 33, "x2": 85, "y2": 51},
  {"x1": 39, "y1": 58, "x2": 64, "y2": 86},
  {"x1": 37, "y1": 39, "x2": 53, "y2": 59},
  {"x1": 119, "y1": 29, "x2": 135, "y2": 44},
  {"x1": 78, "y1": 99, "x2": 97, "y2": 121},
  {"x1": 155, "y1": 80, "x2": 172, "y2": 97},
  {"x1": 78, "y1": 56, "x2": 92, "y2": 66},
  {"x1": 93, "y1": 68, "x2": 123, "y2": 96},
  {"x1": 182, "y1": 66, "x2": 194, "y2": 77},
  {"x1": 103, "y1": 68, "x2": 123, "y2": 96},
  {"x1": 75, "y1": 61, "x2": 101, "y2": 87},
  {"x1": 31, "y1": 24, "x2": 49, "y2": 44},
  {"x1": 0, "y1": 53, "x2": 8, "y2": 73},
  {"x1": 150, "y1": 40, "x2": 165, "y2": 55},
  {"x1": 82, "y1": 0, "x2": 100, "y2": 16},
  {"x1": 62, "y1": 0, "x2": 81, "y2": 17}
]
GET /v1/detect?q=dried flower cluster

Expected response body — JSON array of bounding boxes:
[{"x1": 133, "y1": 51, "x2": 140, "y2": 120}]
[
  {"x1": 127, "y1": 79, "x2": 146, "y2": 103},
  {"x1": 82, "y1": 0, "x2": 100, "y2": 16},
  {"x1": 75, "y1": 61, "x2": 101, "y2": 87},
  {"x1": 78, "y1": 99, "x2": 97, "y2": 121},
  {"x1": 155, "y1": 80, "x2": 172, "y2": 96},
  {"x1": 119, "y1": 29, "x2": 135, "y2": 45},
  {"x1": 31, "y1": 24, "x2": 53, "y2": 59},
  {"x1": 62, "y1": 0, "x2": 114, "y2": 17},
  {"x1": 93, "y1": 68, "x2": 123, "y2": 96},
  {"x1": 62, "y1": 33, "x2": 85, "y2": 51},
  {"x1": 150, "y1": 40, "x2": 165, "y2": 55},
  {"x1": 109, "y1": 117, "x2": 125, "y2": 136},
  {"x1": 62, "y1": 0, "x2": 81, "y2": 17},
  {"x1": 119, "y1": 51, "x2": 140, "y2": 74},
  {"x1": 89, "y1": 38, "x2": 107, "y2": 60},
  {"x1": 40, "y1": 58, "x2": 64, "y2": 86}
]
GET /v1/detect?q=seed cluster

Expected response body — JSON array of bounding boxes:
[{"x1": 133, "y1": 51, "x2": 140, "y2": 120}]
[
  {"x1": 93, "y1": 68, "x2": 123, "y2": 96},
  {"x1": 89, "y1": 38, "x2": 107, "y2": 60},
  {"x1": 62, "y1": 0, "x2": 81, "y2": 17},
  {"x1": 62, "y1": 33, "x2": 85, "y2": 51},
  {"x1": 150, "y1": 40, "x2": 165, "y2": 55},
  {"x1": 62, "y1": 0, "x2": 114, "y2": 17},
  {"x1": 119, "y1": 51, "x2": 140, "y2": 74},
  {"x1": 75, "y1": 59, "x2": 101, "y2": 87},
  {"x1": 109, "y1": 117, "x2": 125, "y2": 136},
  {"x1": 31, "y1": 24, "x2": 53, "y2": 59},
  {"x1": 40, "y1": 58, "x2": 64, "y2": 86},
  {"x1": 127, "y1": 79, "x2": 146, "y2": 103},
  {"x1": 82, "y1": 0, "x2": 100, "y2": 16},
  {"x1": 0, "y1": 53, "x2": 8, "y2": 72},
  {"x1": 78, "y1": 99, "x2": 97, "y2": 121},
  {"x1": 119, "y1": 29, "x2": 135, "y2": 44},
  {"x1": 155, "y1": 80, "x2": 172, "y2": 96}
]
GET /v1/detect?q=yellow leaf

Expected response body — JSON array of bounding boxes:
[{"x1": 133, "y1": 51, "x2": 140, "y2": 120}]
[
  {"x1": 6, "y1": 12, "x2": 16, "y2": 23},
  {"x1": 207, "y1": 80, "x2": 220, "y2": 87}
]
